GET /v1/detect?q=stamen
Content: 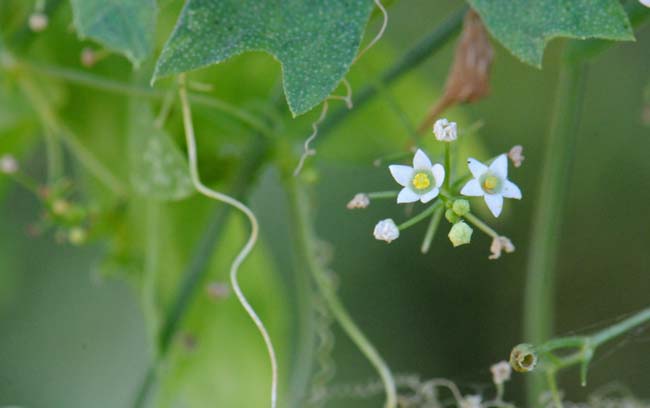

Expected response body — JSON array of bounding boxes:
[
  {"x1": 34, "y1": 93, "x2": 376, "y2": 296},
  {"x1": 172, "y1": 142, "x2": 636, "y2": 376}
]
[{"x1": 412, "y1": 172, "x2": 431, "y2": 190}]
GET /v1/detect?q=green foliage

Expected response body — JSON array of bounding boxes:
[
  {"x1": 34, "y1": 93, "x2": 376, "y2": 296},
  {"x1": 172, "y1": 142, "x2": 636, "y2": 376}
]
[
  {"x1": 467, "y1": 0, "x2": 634, "y2": 67},
  {"x1": 128, "y1": 103, "x2": 193, "y2": 201},
  {"x1": 69, "y1": 0, "x2": 158, "y2": 67},
  {"x1": 153, "y1": 0, "x2": 375, "y2": 116}
]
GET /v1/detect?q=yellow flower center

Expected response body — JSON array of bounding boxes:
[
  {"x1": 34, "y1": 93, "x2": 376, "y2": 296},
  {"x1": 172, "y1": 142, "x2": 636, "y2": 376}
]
[
  {"x1": 412, "y1": 172, "x2": 431, "y2": 190},
  {"x1": 483, "y1": 175, "x2": 499, "y2": 192}
]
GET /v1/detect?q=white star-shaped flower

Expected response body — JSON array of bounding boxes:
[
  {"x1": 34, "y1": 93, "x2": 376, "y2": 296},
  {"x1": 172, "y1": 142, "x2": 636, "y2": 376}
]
[
  {"x1": 389, "y1": 149, "x2": 445, "y2": 204},
  {"x1": 460, "y1": 154, "x2": 521, "y2": 217},
  {"x1": 640, "y1": 0, "x2": 650, "y2": 8}
]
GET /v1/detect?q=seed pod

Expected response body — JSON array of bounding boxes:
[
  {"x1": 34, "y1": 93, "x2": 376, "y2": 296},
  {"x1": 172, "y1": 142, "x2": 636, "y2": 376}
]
[{"x1": 509, "y1": 343, "x2": 538, "y2": 373}]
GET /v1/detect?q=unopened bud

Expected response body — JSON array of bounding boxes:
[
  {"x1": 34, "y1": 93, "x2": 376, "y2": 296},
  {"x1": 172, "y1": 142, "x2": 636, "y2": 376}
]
[
  {"x1": 460, "y1": 395, "x2": 482, "y2": 408},
  {"x1": 508, "y1": 145, "x2": 525, "y2": 168},
  {"x1": 640, "y1": 0, "x2": 650, "y2": 8},
  {"x1": 206, "y1": 282, "x2": 230, "y2": 300},
  {"x1": 433, "y1": 118, "x2": 457, "y2": 142},
  {"x1": 28, "y1": 12, "x2": 48, "y2": 32},
  {"x1": 68, "y1": 227, "x2": 87, "y2": 246},
  {"x1": 0, "y1": 155, "x2": 18, "y2": 174},
  {"x1": 52, "y1": 199, "x2": 70, "y2": 216},
  {"x1": 448, "y1": 221, "x2": 473, "y2": 247},
  {"x1": 347, "y1": 193, "x2": 370, "y2": 209},
  {"x1": 490, "y1": 360, "x2": 512, "y2": 385},
  {"x1": 80, "y1": 47, "x2": 97, "y2": 68},
  {"x1": 445, "y1": 208, "x2": 460, "y2": 224},
  {"x1": 373, "y1": 219, "x2": 399, "y2": 243},
  {"x1": 452, "y1": 199, "x2": 470, "y2": 216}
]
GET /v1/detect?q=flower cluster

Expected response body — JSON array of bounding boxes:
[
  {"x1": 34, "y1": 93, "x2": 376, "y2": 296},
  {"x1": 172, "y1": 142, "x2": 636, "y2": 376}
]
[{"x1": 348, "y1": 119, "x2": 523, "y2": 260}]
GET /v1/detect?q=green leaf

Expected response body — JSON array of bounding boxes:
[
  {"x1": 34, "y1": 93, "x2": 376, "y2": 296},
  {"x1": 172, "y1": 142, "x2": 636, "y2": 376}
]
[
  {"x1": 467, "y1": 0, "x2": 634, "y2": 67},
  {"x1": 153, "y1": 0, "x2": 374, "y2": 116},
  {"x1": 128, "y1": 103, "x2": 193, "y2": 201},
  {"x1": 69, "y1": 0, "x2": 158, "y2": 67}
]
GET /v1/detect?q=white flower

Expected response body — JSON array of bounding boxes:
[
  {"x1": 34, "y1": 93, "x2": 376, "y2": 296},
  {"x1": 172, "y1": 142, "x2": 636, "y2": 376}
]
[
  {"x1": 490, "y1": 361, "x2": 512, "y2": 385},
  {"x1": 433, "y1": 118, "x2": 457, "y2": 142},
  {"x1": 640, "y1": 0, "x2": 650, "y2": 8},
  {"x1": 389, "y1": 149, "x2": 445, "y2": 204},
  {"x1": 0, "y1": 154, "x2": 18, "y2": 174},
  {"x1": 460, "y1": 154, "x2": 521, "y2": 217},
  {"x1": 347, "y1": 193, "x2": 370, "y2": 209},
  {"x1": 373, "y1": 219, "x2": 399, "y2": 243}
]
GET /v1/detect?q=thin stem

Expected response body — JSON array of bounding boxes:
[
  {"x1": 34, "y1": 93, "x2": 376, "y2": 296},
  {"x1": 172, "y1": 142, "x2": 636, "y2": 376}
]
[
  {"x1": 43, "y1": 126, "x2": 63, "y2": 184},
  {"x1": 464, "y1": 212, "x2": 499, "y2": 239},
  {"x1": 287, "y1": 178, "x2": 397, "y2": 408},
  {"x1": 591, "y1": 307, "x2": 650, "y2": 346},
  {"x1": 17, "y1": 76, "x2": 128, "y2": 197},
  {"x1": 19, "y1": 60, "x2": 271, "y2": 135},
  {"x1": 523, "y1": 53, "x2": 587, "y2": 407},
  {"x1": 444, "y1": 143, "x2": 451, "y2": 191},
  {"x1": 420, "y1": 205, "x2": 444, "y2": 254},
  {"x1": 398, "y1": 201, "x2": 441, "y2": 230},
  {"x1": 142, "y1": 200, "x2": 161, "y2": 356},
  {"x1": 545, "y1": 370, "x2": 563, "y2": 408},
  {"x1": 178, "y1": 75, "x2": 278, "y2": 408},
  {"x1": 367, "y1": 191, "x2": 398, "y2": 199}
]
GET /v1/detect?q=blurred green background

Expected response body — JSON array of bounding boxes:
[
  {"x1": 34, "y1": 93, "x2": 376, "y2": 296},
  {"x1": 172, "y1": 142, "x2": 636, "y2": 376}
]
[{"x1": 1, "y1": 0, "x2": 650, "y2": 407}]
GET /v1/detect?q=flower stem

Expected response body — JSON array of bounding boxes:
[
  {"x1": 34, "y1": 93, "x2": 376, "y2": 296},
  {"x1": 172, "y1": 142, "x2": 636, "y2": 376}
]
[
  {"x1": 523, "y1": 51, "x2": 587, "y2": 407},
  {"x1": 17, "y1": 76, "x2": 128, "y2": 197},
  {"x1": 286, "y1": 178, "x2": 397, "y2": 408},
  {"x1": 367, "y1": 190, "x2": 398, "y2": 199},
  {"x1": 464, "y1": 212, "x2": 499, "y2": 239},
  {"x1": 421, "y1": 205, "x2": 444, "y2": 253},
  {"x1": 444, "y1": 143, "x2": 451, "y2": 191},
  {"x1": 398, "y1": 201, "x2": 441, "y2": 230}
]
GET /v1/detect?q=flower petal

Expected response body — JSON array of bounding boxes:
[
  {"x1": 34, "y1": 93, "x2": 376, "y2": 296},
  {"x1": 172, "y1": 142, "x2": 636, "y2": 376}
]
[
  {"x1": 420, "y1": 188, "x2": 439, "y2": 203},
  {"x1": 431, "y1": 163, "x2": 445, "y2": 188},
  {"x1": 502, "y1": 180, "x2": 522, "y2": 199},
  {"x1": 413, "y1": 149, "x2": 433, "y2": 170},
  {"x1": 460, "y1": 179, "x2": 483, "y2": 196},
  {"x1": 489, "y1": 154, "x2": 508, "y2": 179},
  {"x1": 467, "y1": 158, "x2": 488, "y2": 179},
  {"x1": 389, "y1": 165, "x2": 413, "y2": 187},
  {"x1": 397, "y1": 187, "x2": 419, "y2": 203},
  {"x1": 484, "y1": 194, "x2": 504, "y2": 217}
]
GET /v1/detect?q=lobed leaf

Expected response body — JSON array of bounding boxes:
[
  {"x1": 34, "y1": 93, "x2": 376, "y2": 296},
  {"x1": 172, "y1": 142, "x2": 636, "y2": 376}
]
[
  {"x1": 467, "y1": 0, "x2": 634, "y2": 67},
  {"x1": 153, "y1": 0, "x2": 375, "y2": 116},
  {"x1": 69, "y1": 0, "x2": 158, "y2": 67}
]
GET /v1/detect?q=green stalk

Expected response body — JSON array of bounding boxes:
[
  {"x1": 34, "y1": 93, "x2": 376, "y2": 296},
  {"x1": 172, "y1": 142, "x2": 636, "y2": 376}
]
[
  {"x1": 18, "y1": 60, "x2": 271, "y2": 135},
  {"x1": 286, "y1": 179, "x2": 397, "y2": 408},
  {"x1": 421, "y1": 205, "x2": 444, "y2": 253},
  {"x1": 398, "y1": 201, "x2": 441, "y2": 230},
  {"x1": 523, "y1": 51, "x2": 588, "y2": 407}
]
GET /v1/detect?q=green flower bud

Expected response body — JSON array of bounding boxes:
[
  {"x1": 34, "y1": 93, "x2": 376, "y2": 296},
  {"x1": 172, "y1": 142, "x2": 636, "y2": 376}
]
[
  {"x1": 68, "y1": 227, "x2": 87, "y2": 246},
  {"x1": 452, "y1": 199, "x2": 470, "y2": 216},
  {"x1": 509, "y1": 343, "x2": 538, "y2": 373},
  {"x1": 445, "y1": 208, "x2": 459, "y2": 224},
  {"x1": 448, "y1": 221, "x2": 473, "y2": 247}
]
